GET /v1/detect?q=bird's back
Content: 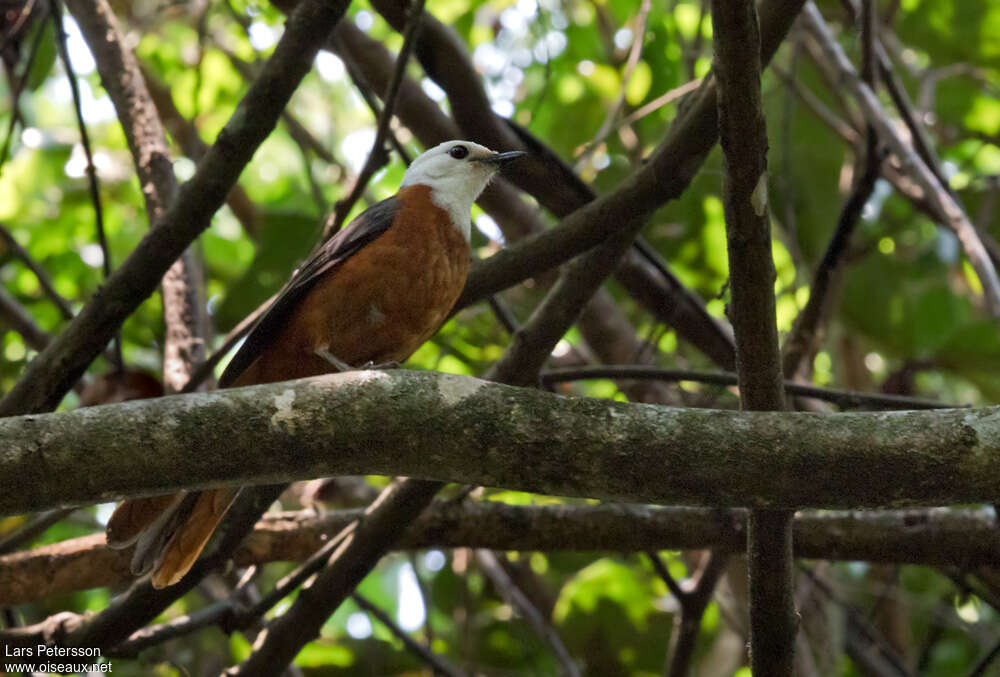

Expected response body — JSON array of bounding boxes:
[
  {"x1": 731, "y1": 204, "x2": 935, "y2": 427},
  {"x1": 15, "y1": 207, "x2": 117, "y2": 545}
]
[{"x1": 230, "y1": 184, "x2": 470, "y2": 386}]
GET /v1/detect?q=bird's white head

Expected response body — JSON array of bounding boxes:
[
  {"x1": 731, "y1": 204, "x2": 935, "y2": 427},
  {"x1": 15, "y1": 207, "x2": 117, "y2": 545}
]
[{"x1": 401, "y1": 140, "x2": 526, "y2": 241}]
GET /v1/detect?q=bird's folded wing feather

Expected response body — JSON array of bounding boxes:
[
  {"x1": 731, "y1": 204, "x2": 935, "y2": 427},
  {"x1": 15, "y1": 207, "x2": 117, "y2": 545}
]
[{"x1": 218, "y1": 196, "x2": 401, "y2": 387}]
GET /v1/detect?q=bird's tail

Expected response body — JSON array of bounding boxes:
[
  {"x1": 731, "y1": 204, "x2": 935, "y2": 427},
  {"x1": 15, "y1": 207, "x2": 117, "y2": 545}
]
[{"x1": 106, "y1": 487, "x2": 240, "y2": 588}]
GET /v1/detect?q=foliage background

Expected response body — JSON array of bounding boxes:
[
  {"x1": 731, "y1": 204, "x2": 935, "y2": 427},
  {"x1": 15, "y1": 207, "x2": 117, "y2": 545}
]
[{"x1": 1, "y1": 0, "x2": 999, "y2": 674}]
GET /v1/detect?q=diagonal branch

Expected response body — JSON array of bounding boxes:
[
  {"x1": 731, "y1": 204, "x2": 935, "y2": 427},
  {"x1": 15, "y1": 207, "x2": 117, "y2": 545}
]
[
  {"x1": 488, "y1": 224, "x2": 644, "y2": 386},
  {"x1": 351, "y1": 592, "x2": 469, "y2": 677},
  {"x1": 227, "y1": 478, "x2": 444, "y2": 676},
  {"x1": 782, "y1": 0, "x2": 883, "y2": 380},
  {"x1": 0, "y1": 285, "x2": 53, "y2": 352},
  {"x1": 0, "y1": 224, "x2": 74, "y2": 320},
  {"x1": 139, "y1": 65, "x2": 260, "y2": 239},
  {"x1": 0, "y1": 507, "x2": 74, "y2": 556},
  {"x1": 476, "y1": 549, "x2": 580, "y2": 677}
]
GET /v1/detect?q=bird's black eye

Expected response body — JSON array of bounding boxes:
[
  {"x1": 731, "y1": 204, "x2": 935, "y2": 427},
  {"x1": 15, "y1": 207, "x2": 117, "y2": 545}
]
[{"x1": 449, "y1": 145, "x2": 469, "y2": 159}]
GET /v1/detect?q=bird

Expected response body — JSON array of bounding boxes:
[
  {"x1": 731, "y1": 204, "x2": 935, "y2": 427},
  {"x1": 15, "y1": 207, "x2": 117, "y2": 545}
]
[{"x1": 105, "y1": 140, "x2": 526, "y2": 588}]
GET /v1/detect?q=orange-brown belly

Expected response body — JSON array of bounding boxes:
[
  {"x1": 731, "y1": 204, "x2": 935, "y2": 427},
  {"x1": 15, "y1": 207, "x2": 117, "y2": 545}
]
[{"x1": 233, "y1": 188, "x2": 469, "y2": 386}]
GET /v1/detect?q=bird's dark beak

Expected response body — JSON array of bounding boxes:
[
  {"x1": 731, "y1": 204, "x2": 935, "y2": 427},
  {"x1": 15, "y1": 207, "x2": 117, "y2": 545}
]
[{"x1": 476, "y1": 150, "x2": 528, "y2": 168}]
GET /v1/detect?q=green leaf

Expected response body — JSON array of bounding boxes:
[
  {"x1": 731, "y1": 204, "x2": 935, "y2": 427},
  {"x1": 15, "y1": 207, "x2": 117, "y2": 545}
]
[{"x1": 26, "y1": 19, "x2": 57, "y2": 92}]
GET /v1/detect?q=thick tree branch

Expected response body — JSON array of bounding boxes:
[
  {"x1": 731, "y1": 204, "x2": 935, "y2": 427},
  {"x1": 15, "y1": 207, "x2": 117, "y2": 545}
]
[
  {"x1": 64, "y1": 0, "x2": 216, "y2": 394},
  {"x1": 5, "y1": 503, "x2": 1000, "y2": 605},
  {"x1": 62, "y1": 0, "x2": 176, "y2": 219},
  {"x1": 0, "y1": 0, "x2": 350, "y2": 416},
  {"x1": 1, "y1": 371, "x2": 999, "y2": 516},
  {"x1": 713, "y1": 1, "x2": 795, "y2": 673}
]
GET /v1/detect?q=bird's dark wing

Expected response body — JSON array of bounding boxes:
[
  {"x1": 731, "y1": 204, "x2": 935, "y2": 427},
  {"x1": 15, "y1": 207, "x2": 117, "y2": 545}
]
[{"x1": 218, "y1": 196, "x2": 401, "y2": 387}]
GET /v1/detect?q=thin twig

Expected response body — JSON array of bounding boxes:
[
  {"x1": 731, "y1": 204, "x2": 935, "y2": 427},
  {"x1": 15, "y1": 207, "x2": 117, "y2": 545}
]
[
  {"x1": 542, "y1": 365, "x2": 953, "y2": 410},
  {"x1": 575, "y1": 0, "x2": 652, "y2": 166},
  {"x1": 0, "y1": 269, "x2": 118, "y2": 372},
  {"x1": 108, "y1": 598, "x2": 234, "y2": 657},
  {"x1": 180, "y1": 292, "x2": 275, "y2": 393},
  {"x1": 0, "y1": 6, "x2": 49, "y2": 176},
  {"x1": 0, "y1": 285, "x2": 53, "y2": 351},
  {"x1": 326, "y1": 0, "x2": 426, "y2": 235},
  {"x1": 800, "y1": 565, "x2": 912, "y2": 677},
  {"x1": 486, "y1": 294, "x2": 519, "y2": 335},
  {"x1": 646, "y1": 551, "x2": 687, "y2": 601},
  {"x1": 351, "y1": 593, "x2": 469, "y2": 677},
  {"x1": 0, "y1": 508, "x2": 74, "y2": 555},
  {"x1": 647, "y1": 551, "x2": 729, "y2": 677},
  {"x1": 772, "y1": 64, "x2": 861, "y2": 144},
  {"x1": 801, "y1": 2, "x2": 1000, "y2": 317},
  {"x1": 781, "y1": 137, "x2": 882, "y2": 378},
  {"x1": 329, "y1": 31, "x2": 411, "y2": 165},
  {"x1": 604, "y1": 78, "x2": 704, "y2": 147},
  {"x1": 50, "y1": 0, "x2": 121, "y2": 371},
  {"x1": 476, "y1": 550, "x2": 580, "y2": 677},
  {"x1": 969, "y1": 638, "x2": 1000, "y2": 677},
  {"x1": 229, "y1": 479, "x2": 443, "y2": 677},
  {"x1": 781, "y1": 0, "x2": 883, "y2": 380},
  {"x1": 0, "y1": 224, "x2": 74, "y2": 320}
]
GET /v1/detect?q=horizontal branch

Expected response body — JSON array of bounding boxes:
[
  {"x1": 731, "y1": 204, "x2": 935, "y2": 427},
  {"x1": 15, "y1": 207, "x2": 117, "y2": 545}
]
[
  {"x1": 540, "y1": 366, "x2": 954, "y2": 410},
  {"x1": 2, "y1": 504, "x2": 998, "y2": 604},
  {"x1": 1, "y1": 371, "x2": 999, "y2": 515}
]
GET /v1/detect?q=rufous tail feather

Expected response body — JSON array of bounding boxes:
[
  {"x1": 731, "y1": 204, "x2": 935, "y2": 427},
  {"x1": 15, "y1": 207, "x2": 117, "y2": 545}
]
[
  {"x1": 150, "y1": 487, "x2": 241, "y2": 589},
  {"x1": 106, "y1": 494, "x2": 185, "y2": 549}
]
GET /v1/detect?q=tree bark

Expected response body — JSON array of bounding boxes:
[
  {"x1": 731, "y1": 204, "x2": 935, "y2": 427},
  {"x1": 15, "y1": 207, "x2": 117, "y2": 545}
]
[{"x1": 0, "y1": 371, "x2": 998, "y2": 515}]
